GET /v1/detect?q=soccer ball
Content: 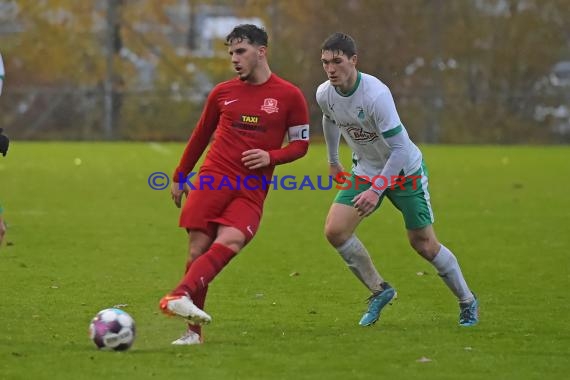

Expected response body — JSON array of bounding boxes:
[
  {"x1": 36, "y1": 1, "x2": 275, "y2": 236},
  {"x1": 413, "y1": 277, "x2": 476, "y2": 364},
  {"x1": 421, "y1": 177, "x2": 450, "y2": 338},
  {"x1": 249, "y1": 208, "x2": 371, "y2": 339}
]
[{"x1": 89, "y1": 308, "x2": 136, "y2": 351}]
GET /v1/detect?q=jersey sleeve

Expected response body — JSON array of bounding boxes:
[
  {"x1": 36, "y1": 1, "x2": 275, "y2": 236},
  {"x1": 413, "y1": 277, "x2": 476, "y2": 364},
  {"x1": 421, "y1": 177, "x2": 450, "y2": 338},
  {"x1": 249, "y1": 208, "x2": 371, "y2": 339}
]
[
  {"x1": 267, "y1": 86, "x2": 309, "y2": 165},
  {"x1": 316, "y1": 83, "x2": 340, "y2": 164},
  {"x1": 370, "y1": 131, "x2": 408, "y2": 195},
  {"x1": 286, "y1": 86, "x2": 309, "y2": 142},
  {"x1": 286, "y1": 86, "x2": 310, "y2": 132},
  {"x1": 173, "y1": 86, "x2": 221, "y2": 181},
  {"x1": 370, "y1": 87, "x2": 403, "y2": 137}
]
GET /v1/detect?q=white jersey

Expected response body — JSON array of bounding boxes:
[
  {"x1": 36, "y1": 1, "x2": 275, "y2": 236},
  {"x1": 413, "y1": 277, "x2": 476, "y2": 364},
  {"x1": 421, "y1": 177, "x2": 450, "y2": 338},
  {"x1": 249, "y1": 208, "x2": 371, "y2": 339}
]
[
  {"x1": 0, "y1": 53, "x2": 4, "y2": 96},
  {"x1": 316, "y1": 72, "x2": 422, "y2": 178}
]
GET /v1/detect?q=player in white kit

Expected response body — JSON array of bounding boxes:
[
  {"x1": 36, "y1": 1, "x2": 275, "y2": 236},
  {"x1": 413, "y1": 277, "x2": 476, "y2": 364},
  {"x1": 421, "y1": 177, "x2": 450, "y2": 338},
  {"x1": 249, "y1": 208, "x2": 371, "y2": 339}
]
[{"x1": 316, "y1": 33, "x2": 479, "y2": 327}]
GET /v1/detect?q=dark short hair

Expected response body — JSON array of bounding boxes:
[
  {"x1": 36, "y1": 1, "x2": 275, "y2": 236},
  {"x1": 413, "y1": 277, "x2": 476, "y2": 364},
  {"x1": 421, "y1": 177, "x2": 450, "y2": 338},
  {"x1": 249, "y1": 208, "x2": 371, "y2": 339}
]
[
  {"x1": 321, "y1": 32, "x2": 357, "y2": 57},
  {"x1": 225, "y1": 24, "x2": 268, "y2": 47}
]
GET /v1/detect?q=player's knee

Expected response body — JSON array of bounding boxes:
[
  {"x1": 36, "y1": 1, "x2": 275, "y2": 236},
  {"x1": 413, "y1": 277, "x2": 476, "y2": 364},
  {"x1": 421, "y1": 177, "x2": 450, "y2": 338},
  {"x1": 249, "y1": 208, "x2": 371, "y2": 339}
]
[
  {"x1": 409, "y1": 236, "x2": 438, "y2": 260},
  {"x1": 188, "y1": 245, "x2": 208, "y2": 262},
  {"x1": 324, "y1": 223, "x2": 351, "y2": 247}
]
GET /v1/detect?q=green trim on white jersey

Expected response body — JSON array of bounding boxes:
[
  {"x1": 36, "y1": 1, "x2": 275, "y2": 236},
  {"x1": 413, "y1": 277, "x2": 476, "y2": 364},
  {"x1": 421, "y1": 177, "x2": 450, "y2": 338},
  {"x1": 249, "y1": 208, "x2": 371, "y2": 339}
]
[
  {"x1": 316, "y1": 72, "x2": 422, "y2": 178},
  {"x1": 382, "y1": 124, "x2": 403, "y2": 138},
  {"x1": 335, "y1": 71, "x2": 362, "y2": 97}
]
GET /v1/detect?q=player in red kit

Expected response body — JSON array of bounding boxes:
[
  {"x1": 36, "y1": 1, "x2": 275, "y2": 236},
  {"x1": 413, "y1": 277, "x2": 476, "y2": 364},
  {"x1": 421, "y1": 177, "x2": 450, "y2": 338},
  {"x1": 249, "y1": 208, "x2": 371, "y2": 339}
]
[{"x1": 159, "y1": 24, "x2": 310, "y2": 345}]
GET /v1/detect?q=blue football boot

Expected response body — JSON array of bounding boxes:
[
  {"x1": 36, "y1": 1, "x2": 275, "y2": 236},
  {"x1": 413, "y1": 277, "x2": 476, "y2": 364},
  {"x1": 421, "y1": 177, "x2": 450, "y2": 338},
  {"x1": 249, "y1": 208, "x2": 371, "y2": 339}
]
[
  {"x1": 459, "y1": 293, "x2": 479, "y2": 326},
  {"x1": 359, "y1": 282, "x2": 396, "y2": 326}
]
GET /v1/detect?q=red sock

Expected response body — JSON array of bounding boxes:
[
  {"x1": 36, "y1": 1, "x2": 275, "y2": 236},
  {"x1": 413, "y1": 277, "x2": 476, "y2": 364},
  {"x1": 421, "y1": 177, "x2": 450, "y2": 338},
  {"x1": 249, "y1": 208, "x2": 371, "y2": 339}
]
[
  {"x1": 185, "y1": 258, "x2": 193, "y2": 273},
  {"x1": 173, "y1": 243, "x2": 237, "y2": 296},
  {"x1": 182, "y1": 256, "x2": 208, "y2": 337},
  {"x1": 187, "y1": 285, "x2": 208, "y2": 337}
]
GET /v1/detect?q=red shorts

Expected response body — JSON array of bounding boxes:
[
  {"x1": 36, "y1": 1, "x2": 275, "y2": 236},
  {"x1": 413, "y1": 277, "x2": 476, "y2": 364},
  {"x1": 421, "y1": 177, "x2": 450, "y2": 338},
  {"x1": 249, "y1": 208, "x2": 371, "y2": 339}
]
[{"x1": 179, "y1": 174, "x2": 264, "y2": 244}]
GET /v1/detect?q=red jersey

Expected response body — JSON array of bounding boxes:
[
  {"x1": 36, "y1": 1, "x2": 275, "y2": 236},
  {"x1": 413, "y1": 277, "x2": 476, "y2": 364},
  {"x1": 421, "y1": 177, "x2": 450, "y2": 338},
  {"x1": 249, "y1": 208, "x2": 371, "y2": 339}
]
[{"x1": 174, "y1": 73, "x2": 309, "y2": 184}]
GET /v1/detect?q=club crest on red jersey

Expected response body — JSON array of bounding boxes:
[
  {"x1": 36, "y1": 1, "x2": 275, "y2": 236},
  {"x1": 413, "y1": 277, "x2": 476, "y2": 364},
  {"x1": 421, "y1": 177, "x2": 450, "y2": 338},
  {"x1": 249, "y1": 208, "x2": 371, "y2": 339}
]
[{"x1": 261, "y1": 98, "x2": 279, "y2": 114}]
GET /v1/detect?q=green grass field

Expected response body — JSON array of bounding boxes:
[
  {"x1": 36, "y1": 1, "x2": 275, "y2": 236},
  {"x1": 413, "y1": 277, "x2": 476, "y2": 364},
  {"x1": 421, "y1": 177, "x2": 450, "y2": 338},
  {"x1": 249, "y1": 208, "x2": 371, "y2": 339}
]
[{"x1": 0, "y1": 142, "x2": 568, "y2": 379}]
